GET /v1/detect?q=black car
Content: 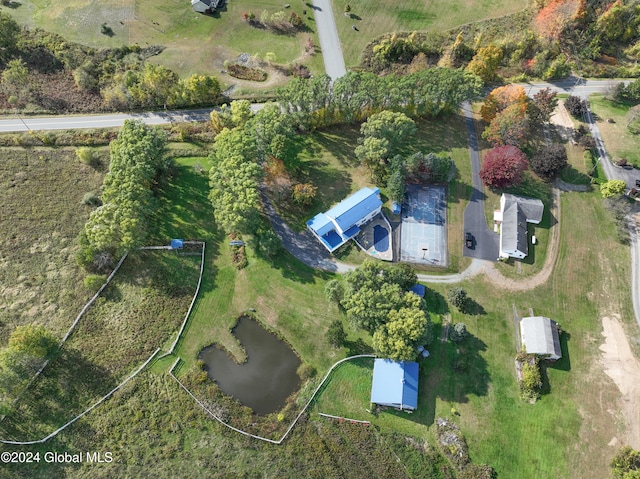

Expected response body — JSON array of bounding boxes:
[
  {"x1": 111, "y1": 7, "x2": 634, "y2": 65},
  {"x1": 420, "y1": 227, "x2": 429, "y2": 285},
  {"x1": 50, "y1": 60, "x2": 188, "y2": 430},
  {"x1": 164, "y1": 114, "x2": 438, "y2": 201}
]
[{"x1": 465, "y1": 232, "x2": 474, "y2": 248}]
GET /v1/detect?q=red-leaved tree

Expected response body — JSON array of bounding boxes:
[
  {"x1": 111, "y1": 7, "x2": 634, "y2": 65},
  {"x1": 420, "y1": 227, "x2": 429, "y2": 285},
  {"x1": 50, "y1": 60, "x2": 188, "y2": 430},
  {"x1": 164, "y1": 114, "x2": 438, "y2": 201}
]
[
  {"x1": 533, "y1": 0, "x2": 584, "y2": 42},
  {"x1": 479, "y1": 146, "x2": 529, "y2": 189}
]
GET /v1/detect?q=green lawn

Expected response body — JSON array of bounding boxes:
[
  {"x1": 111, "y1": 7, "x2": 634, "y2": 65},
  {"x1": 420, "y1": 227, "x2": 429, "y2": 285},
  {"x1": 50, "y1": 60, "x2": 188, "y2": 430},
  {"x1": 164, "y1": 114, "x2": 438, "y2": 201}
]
[
  {"x1": 589, "y1": 95, "x2": 640, "y2": 167},
  {"x1": 331, "y1": 0, "x2": 528, "y2": 67},
  {"x1": 4, "y1": 0, "x2": 320, "y2": 80}
]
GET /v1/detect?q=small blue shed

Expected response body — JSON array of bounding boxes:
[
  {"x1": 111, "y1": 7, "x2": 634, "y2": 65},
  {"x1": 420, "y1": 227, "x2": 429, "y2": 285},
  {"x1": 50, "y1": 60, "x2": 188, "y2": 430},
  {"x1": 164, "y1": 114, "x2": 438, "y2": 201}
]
[
  {"x1": 409, "y1": 284, "x2": 426, "y2": 298},
  {"x1": 370, "y1": 359, "x2": 419, "y2": 411},
  {"x1": 170, "y1": 239, "x2": 184, "y2": 249}
]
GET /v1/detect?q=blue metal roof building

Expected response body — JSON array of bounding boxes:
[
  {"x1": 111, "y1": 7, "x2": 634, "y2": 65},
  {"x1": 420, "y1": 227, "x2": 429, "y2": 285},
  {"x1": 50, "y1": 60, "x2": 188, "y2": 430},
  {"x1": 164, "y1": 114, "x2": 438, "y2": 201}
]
[
  {"x1": 306, "y1": 187, "x2": 382, "y2": 253},
  {"x1": 409, "y1": 284, "x2": 426, "y2": 298},
  {"x1": 370, "y1": 359, "x2": 419, "y2": 411}
]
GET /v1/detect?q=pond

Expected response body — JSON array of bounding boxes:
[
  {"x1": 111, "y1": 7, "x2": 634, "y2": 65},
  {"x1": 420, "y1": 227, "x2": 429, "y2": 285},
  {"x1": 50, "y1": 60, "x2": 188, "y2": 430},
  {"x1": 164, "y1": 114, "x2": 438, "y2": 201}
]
[{"x1": 199, "y1": 316, "x2": 301, "y2": 416}]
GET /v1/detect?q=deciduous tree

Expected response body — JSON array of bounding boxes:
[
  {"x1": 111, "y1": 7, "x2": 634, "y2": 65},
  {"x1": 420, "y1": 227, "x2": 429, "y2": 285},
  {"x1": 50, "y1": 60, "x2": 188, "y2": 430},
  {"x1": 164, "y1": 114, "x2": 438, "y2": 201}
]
[
  {"x1": 530, "y1": 143, "x2": 568, "y2": 180},
  {"x1": 465, "y1": 44, "x2": 503, "y2": 83},
  {"x1": 564, "y1": 95, "x2": 588, "y2": 118},
  {"x1": 533, "y1": 0, "x2": 584, "y2": 42},
  {"x1": 373, "y1": 303, "x2": 428, "y2": 361},
  {"x1": 482, "y1": 102, "x2": 530, "y2": 146},
  {"x1": 600, "y1": 179, "x2": 627, "y2": 198},
  {"x1": 479, "y1": 145, "x2": 529, "y2": 189}
]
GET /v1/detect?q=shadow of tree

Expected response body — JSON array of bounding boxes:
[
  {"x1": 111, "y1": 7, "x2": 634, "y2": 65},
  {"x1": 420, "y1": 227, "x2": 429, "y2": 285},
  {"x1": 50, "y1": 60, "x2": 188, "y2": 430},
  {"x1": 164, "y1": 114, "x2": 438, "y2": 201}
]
[
  {"x1": 345, "y1": 338, "x2": 374, "y2": 356},
  {"x1": 0, "y1": 347, "x2": 117, "y2": 439},
  {"x1": 415, "y1": 331, "x2": 490, "y2": 427}
]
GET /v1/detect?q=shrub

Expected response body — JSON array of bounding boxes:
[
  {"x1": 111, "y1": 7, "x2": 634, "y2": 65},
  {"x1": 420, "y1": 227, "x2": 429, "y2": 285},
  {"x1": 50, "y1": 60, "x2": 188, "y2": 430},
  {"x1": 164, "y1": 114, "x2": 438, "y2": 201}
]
[
  {"x1": 297, "y1": 363, "x2": 316, "y2": 380},
  {"x1": 447, "y1": 287, "x2": 468, "y2": 310},
  {"x1": 291, "y1": 183, "x2": 317, "y2": 206},
  {"x1": 83, "y1": 274, "x2": 106, "y2": 292},
  {"x1": 76, "y1": 147, "x2": 100, "y2": 168},
  {"x1": 82, "y1": 191, "x2": 102, "y2": 207},
  {"x1": 449, "y1": 323, "x2": 468, "y2": 343},
  {"x1": 100, "y1": 23, "x2": 113, "y2": 36},
  {"x1": 326, "y1": 320, "x2": 347, "y2": 348}
]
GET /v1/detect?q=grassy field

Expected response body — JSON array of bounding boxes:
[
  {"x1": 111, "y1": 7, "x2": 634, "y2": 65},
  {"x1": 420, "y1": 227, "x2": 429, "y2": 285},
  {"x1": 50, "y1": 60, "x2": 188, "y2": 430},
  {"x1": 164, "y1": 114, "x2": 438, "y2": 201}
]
[
  {"x1": 0, "y1": 148, "x2": 106, "y2": 342},
  {"x1": 313, "y1": 190, "x2": 635, "y2": 479},
  {"x1": 3, "y1": 0, "x2": 320, "y2": 80},
  {"x1": 589, "y1": 95, "x2": 640, "y2": 167},
  {"x1": 331, "y1": 0, "x2": 528, "y2": 67}
]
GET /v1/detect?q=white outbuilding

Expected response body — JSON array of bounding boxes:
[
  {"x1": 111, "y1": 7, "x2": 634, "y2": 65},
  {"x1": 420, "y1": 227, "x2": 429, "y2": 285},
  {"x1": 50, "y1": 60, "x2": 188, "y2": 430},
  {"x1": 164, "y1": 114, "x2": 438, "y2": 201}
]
[{"x1": 520, "y1": 316, "x2": 562, "y2": 361}]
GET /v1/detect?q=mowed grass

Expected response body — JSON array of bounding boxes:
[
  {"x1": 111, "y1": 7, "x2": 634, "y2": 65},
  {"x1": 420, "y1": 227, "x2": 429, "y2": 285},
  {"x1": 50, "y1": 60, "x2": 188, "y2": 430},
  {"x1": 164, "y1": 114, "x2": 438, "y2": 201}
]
[
  {"x1": 589, "y1": 95, "x2": 640, "y2": 167},
  {"x1": 157, "y1": 157, "x2": 344, "y2": 374},
  {"x1": 0, "y1": 148, "x2": 105, "y2": 342},
  {"x1": 5, "y1": 0, "x2": 318, "y2": 79},
  {"x1": 331, "y1": 0, "x2": 528, "y2": 66},
  {"x1": 315, "y1": 189, "x2": 635, "y2": 478}
]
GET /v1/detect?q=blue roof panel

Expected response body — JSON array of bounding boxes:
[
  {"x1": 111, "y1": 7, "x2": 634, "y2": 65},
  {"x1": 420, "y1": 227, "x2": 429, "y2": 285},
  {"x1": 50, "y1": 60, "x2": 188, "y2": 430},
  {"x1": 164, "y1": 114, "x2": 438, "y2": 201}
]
[
  {"x1": 326, "y1": 187, "x2": 382, "y2": 232},
  {"x1": 371, "y1": 359, "x2": 419, "y2": 410},
  {"x1": 320, "y1": 231, "x2": 344, "y2": 251},
  {"x1": 306, "y1": 213, "x2": 334, "y2": 237}
]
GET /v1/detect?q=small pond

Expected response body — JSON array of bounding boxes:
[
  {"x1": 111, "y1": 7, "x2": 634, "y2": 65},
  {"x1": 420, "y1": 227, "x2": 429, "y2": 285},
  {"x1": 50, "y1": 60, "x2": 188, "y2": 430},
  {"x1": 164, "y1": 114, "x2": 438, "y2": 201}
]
[{"x1": 199, "y1": 316, "x2": 301, "y2": 416}]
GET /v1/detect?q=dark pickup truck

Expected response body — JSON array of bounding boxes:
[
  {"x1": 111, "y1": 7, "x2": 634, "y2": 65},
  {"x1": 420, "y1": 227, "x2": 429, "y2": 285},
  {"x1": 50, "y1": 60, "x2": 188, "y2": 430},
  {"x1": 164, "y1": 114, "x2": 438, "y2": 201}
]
[{"x1": 465, "y1": 232, "x2": 474, "y2": 248}]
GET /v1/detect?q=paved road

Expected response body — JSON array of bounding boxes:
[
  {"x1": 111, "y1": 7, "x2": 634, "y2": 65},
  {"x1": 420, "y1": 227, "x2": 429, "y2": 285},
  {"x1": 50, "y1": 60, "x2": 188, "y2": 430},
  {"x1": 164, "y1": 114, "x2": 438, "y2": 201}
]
[
  {"x1": 461, "y1": 102, "x2": 500, "y2": 261},
  {"x1": 0, "y1": 109, "x2": 216, "y2": 133},
  {"x1": 311, "y1": 0, "x2": 347, "y2": 80},
  {"x1": 516, "y1": 78, "x2": 630, "y2": 98}
]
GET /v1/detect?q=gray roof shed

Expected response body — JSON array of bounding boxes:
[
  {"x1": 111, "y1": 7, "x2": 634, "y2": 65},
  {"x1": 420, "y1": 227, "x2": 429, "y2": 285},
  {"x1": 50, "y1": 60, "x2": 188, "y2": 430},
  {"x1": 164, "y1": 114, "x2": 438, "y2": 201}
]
[{"x1": 520, "y1": 316, "x2": 562, "y2": 360}]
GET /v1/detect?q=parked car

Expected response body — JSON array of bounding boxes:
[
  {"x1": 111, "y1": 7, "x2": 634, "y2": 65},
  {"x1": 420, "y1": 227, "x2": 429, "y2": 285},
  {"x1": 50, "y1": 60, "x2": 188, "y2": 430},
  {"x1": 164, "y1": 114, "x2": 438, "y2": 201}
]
[{"x1": 465, "y1": 232, "x2": 473, "y2": 248}]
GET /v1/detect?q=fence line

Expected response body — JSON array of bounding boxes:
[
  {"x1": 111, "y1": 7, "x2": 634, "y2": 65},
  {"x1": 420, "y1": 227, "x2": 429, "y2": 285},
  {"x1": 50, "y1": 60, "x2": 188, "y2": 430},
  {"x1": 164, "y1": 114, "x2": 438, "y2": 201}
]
[
  {"x1": 169, "y1": 354, "x2": 376, "y2": 444},
  {"x1": 1, "y1": 251, "x2": 129, "y2": 423},
  {"x1": 157, "y1": 241, "x2": 206, "y2": 360},
  {"x1": 318, "y1": 412, "x2": 370, "y2": 424},
  {"x1": 0, "y1": 348, "x2": 160, "y2": 445}
]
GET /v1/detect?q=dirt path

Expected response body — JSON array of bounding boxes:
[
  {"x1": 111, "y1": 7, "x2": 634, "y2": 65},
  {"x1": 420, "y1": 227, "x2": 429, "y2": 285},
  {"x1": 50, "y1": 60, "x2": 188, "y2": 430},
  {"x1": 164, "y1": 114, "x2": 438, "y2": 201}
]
[{"x1": 600, "y1": 316, "x2": 640, "y2": 449}]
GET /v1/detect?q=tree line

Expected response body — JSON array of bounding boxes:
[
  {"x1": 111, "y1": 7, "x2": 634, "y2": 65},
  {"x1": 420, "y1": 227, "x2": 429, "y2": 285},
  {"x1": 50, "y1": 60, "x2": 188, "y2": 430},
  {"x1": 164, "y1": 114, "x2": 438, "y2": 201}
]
[{"x1": 276, "y1": 68, "x2": 482, "y2": 131}]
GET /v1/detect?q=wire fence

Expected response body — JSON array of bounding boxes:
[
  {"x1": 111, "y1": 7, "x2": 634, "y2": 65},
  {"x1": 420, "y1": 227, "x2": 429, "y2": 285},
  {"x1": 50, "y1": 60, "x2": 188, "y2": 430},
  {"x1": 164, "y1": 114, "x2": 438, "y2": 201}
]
[
  {"x1": 0, "y1": 251, "x2": 129, "y2": 421},
  {"x1": 0, "y1": 348, "x2": 160, "y2": 445},
  {"x1": 157, "y1": 241, "x2": 206, "y2": 361},
  {"x1": 169, "y1": 354, "x2": 376, "y2": 444}
]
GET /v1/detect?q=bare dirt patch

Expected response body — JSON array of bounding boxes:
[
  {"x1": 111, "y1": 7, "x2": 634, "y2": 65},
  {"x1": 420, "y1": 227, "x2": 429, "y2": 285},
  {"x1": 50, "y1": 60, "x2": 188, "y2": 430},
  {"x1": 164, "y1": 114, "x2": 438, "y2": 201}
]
[
  {"x1": 550, "y1": 100, "x2": 576, "y2": 141},
  {"x1": 600, "y1": 315, "x2": 640, "y2": 449}
]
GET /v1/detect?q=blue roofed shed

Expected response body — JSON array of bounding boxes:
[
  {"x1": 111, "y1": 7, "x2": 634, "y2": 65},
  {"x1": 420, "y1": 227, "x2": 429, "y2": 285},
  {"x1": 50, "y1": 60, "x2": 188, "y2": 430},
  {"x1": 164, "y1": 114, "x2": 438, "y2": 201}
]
[
  {"x1": 409, "y1": 284, "x2": 425, "y2": 298},
  {"x1": 307, "y1": 187, "x2": 382, "y2": 253},
  {"x1": 370, "y1": 359, "x2": 419, "y2": 411},
  {"x1": 170, "y1": 239, "x2": 184, "y2": 249}
]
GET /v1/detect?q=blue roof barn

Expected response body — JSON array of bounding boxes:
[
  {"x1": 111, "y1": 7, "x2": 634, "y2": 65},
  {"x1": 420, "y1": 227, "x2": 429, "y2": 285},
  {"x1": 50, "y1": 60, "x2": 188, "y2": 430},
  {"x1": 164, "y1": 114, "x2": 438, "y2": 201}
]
[
  {"x1": 306, "y1": 187, "x2": 383, "y2": 253},
  {"x1": 370, "y1": 359, "x2": 419, "y2": 411}
]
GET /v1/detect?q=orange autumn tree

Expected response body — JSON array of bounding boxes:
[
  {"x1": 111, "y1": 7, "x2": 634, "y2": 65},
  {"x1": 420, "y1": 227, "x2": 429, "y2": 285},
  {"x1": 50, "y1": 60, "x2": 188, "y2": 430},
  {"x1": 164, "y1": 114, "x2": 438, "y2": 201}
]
[
  {"x1": 480, "y1": 84, "x2": 528, "y2": 123},
  {"x1": 533, "y1": 0, "x2": 585, "y2": 42}
]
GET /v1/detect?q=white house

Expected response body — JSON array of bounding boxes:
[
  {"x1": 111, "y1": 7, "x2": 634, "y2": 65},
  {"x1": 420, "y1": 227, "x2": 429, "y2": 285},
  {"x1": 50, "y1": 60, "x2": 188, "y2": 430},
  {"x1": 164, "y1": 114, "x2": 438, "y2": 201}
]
[
  {"x1": 520, "y1": 316, "x2": 562, "y2": 360},
  {"x1": 306, "y1": 187, "x2": 383, "y2": 253},
  {"x1": 494, "y1": 193, "x2": 544, "y2": 259},
  {"x1": 191, "y1": 0, "x2": 219, "y2": 13}
]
